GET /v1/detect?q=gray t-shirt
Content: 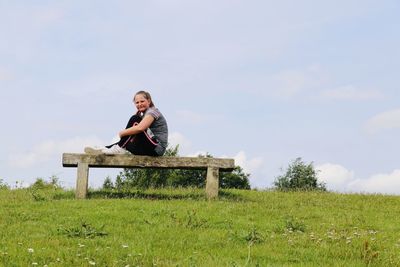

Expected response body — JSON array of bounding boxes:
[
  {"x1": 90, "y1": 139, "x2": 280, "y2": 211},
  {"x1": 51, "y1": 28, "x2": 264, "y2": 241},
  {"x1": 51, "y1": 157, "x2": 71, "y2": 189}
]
[{"x1": 143, "y1": 107, "x2": 168, "y2": 155}]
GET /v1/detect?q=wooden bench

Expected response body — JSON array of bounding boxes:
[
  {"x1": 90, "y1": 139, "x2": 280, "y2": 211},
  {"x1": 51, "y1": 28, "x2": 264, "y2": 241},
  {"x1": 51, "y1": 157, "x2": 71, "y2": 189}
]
[{"x1": 62, "y1": 153, "x2": 235, "y2": 199}]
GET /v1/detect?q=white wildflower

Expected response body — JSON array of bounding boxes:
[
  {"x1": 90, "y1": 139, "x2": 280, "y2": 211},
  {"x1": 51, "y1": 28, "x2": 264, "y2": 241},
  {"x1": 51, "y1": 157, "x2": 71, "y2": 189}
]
[
  {"x1": 89, "y1": 261, "x2": 96, "y2": 265},
  {"x1": 27, "y1": 248, "x2": 34, "y2": 253}
]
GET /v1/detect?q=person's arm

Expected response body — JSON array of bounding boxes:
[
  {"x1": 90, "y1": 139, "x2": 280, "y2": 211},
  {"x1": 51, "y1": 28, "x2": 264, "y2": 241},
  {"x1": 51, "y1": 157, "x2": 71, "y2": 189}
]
[{"x1": 119, "y1": 115, "x2": 155, "y2": 137}]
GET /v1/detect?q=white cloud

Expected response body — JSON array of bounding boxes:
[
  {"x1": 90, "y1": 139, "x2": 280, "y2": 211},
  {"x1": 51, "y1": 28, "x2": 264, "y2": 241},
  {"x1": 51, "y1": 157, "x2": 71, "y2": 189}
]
[
  {"x1": 349, "y1": 170, "x2": 400, "y2": 195},
  {"x1": 163, "y1": 131, "x2": 268, "y2": 188},
  {"x1": 175, "y1": 110, "x2": 207, "y2": 124},
  {"x1": 316, "y1": 163, "x2": 355, "y2": 192},
  {"x1": 34, "y1": 6, "x2": 64, "y2": 23},
  {"x1": 167, "y1": 135, "x2": 266, "y2": 188},
  {"x1": 317, "y1": 162, "x2": 400, "y2": 195},
  {"x1": 3, "y1": 5, "x2": 64, "y2": 29},
  {"x1": 233, "y1": 151, "x2": 267, "y2": 189},
  {"x1": 365, "y1": 108, "x2": 400, "y2": 134},
  {"x1": 0, "y1": 5, "x2": 65, "y2": 60},
  {"x1": 186, "y1": 151, "x2": 208, "y2": 157},
  {"x1": 233, "y1": 151, "x2": 264, "y2": 174},
  {"x1": 0, "y1": 67, "x2": 13, "y2": 81},
  {"x1": 174, "y1": 110, "x2": 225, "y2": 126},
  {"x1": 7, "y1": 136, "x2": 104, "y2": 168},
  {"x1": 175, "y1": 147, "x2": 266, "y2": 188},
  {"x1": 59, "y1": 74, "x2": 136, "y2": 99},
  {"x1": 321, "y1": 85, "x2": 384, "y2": 100},
  {"x1": 270, "y1": 64, "x2": 328, "y2": 98},
  {"x1": 168, "y1": 131, "x2": 192, "y2": 154}
]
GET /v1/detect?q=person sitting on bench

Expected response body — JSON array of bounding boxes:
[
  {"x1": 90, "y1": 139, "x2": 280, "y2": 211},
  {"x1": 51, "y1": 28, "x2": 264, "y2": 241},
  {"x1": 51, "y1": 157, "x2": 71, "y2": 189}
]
[{"x1": 85, "y1": 90, "x2": 168, "y2": 156}]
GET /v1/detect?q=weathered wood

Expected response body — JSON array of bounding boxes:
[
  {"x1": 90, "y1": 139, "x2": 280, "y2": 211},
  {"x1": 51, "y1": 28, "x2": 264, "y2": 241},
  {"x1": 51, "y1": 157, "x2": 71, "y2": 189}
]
[
  {"x1": 62, "y1": 153, "x2": 235, "y2": 199},
  {"x1": 76, "y1": 162, "x2": 89, "y2": 199},
  {"x1": 63, "y1": 153, "x2": 235, "y2": 170},
  {"x1": 206, "y1": 167, "x2": 219, "y2": 199}
]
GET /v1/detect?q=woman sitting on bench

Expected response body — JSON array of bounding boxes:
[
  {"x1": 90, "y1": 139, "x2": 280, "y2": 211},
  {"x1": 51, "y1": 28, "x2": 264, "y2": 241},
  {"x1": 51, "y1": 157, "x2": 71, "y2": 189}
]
[{"x1": 85, "y1": 90, "x2": 168, "y2": 156}]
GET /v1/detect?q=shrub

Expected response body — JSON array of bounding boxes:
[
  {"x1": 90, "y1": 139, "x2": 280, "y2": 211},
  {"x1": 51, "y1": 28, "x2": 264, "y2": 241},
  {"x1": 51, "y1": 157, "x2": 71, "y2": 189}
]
[
  {"x1": 274, "y1": 157, "x2": 326, "y2": 191},
  {"x1": 0, "y1": 179, "x2": 9, "y2": 190},
  {"x1": 105, "y1": 145, "x2": 251, "y2": 190},
  {"x1": 102, "y1": 176, "x2": 114, "y2": 190},
  {"x1": 30, "y1": 175, "x2": 62, "y2": 190}
]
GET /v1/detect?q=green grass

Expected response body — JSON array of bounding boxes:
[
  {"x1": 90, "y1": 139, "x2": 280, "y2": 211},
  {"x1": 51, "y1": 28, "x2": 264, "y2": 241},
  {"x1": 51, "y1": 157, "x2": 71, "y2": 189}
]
[{"x1": 1, "y1": 187, "x2": 400, "y2": 266}]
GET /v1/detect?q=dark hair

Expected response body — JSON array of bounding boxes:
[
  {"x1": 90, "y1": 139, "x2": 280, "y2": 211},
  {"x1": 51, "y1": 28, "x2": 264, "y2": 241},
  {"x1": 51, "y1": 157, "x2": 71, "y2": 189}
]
[{"x1": 134, "y1": 90, "x2": 155, "y2": 107}]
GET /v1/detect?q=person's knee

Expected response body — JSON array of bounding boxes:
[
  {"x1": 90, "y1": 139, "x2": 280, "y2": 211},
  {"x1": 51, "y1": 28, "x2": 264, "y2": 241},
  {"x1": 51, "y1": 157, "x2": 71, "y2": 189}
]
[{"x1": 128, "y1": 114, "x2": 142, "y2": 125}]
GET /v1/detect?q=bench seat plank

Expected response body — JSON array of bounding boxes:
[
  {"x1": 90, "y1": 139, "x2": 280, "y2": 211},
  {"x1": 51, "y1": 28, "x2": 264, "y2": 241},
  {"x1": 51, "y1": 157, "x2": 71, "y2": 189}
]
[{"x1": 63, "y1": 153, "x2": 234, "y2": 170}]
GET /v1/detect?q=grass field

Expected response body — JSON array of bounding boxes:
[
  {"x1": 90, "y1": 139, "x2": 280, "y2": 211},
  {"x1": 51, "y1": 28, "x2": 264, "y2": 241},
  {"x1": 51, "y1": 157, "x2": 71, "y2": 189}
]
[{"x1": 1, "y1": 187, "x2": 400, "y2": 266}]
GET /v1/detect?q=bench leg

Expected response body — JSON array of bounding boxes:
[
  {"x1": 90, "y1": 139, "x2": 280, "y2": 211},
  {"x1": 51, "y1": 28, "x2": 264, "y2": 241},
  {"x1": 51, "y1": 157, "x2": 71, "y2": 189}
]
[
  {"x1": 206, "y1": 167, "x2": 219, "y2": 199},
  {"x1": 76, "y1": 162, "x2": 89, "y2": 199}
]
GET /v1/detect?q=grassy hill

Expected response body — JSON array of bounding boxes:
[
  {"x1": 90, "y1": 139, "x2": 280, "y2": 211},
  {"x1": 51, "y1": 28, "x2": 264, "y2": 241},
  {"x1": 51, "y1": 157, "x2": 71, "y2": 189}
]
[{"x1": 1, "y1": 187, "x2": 400, "y2": 266}]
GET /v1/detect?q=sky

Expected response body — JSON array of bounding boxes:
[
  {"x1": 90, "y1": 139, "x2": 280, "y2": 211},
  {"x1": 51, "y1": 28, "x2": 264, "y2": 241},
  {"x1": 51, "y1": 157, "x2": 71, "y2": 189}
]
[{"x1": 1, "y1": 1, "x2": 399, "y2": 194}]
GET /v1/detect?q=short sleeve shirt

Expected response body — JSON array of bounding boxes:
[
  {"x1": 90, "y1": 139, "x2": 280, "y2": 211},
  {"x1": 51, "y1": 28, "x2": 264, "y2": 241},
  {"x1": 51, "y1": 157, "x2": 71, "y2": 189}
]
[{"x1": 144, "y1": 107, "x2": 168, "y2": 155}]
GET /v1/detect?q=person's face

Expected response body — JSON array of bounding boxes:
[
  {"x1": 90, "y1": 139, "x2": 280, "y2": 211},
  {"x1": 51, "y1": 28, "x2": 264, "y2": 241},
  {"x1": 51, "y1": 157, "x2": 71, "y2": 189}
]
[{"x1": 134, "y1": 94, "x2": 151, "y2": 112}]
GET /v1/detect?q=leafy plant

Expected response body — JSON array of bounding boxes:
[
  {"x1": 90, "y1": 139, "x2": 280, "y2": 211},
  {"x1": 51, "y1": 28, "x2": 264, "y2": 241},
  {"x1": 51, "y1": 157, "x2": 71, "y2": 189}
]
[
  {"x1": 108, "y1": 144, "x2": 251, "y2": 190},
  {"x1": 30, "y1": 175, "x2": 62, "y2": 190},
  {"x1": 102, "y1": 176, "x2": 114, "y2": 189},
  {"x1": 220, "y1": 166, "x2": 250, "y2": 189},
  {"x1": 244, "y1": 226, "x2": 265, "y2": 245},
  {"x1": 185, "y1": 210, "x2": 208, "y2": 229},
  {"x1": 0, "y1": 179, "x2": 9, "y2": 190},
  {"x1": 362, "y1": 240, "x2": 379, "y2": 265},
  {"x1": 274, "y1": 157, "x2": 326, "y2": 191},
  {"x1": 58, "y1": 222, "x2": 108, "y2": 238},
  {"x1": 30, "y1": 188, "x2": 47, "y2": 201},
  {"x1": 285, "y1": 216, "x2": 306, "y2": 232},
  {"x1": 27, "y1": 175, "x2": 64, "y2": 201}
]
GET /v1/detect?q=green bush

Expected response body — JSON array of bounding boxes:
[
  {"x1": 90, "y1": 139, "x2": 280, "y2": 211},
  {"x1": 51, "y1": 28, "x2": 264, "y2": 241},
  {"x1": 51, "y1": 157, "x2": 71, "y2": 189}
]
[
  {"x1": 273, "y1": 157, "x2": 326, "y2": 191},
  {"x1": 28, "y1": 175, "x2": 64, "y2": 201},
  {"x1": 0, "y1": 178, "x2": 9, "y2": 190},
  {"x1": 30, "y1": 175, "x2": 62, "y2": 190},
  {"x1": 103, "y1": 145, "x2": 251, "y2": 190}
]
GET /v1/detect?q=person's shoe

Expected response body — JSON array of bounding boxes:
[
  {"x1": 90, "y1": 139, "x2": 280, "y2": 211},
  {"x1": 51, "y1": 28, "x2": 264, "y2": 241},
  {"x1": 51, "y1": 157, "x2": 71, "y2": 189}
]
[
  {"x1": 84, "y1": 146, "x2": 104, "y2": 155},
  {"x1": 102, "y1": 144, "x2": 130, "y2": 155}
]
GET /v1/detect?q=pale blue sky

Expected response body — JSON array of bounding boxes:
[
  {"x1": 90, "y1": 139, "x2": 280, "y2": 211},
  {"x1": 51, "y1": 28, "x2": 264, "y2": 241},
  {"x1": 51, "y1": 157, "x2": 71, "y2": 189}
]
[{"x1": 1, "y1": 1, "x2": 399, "y2": 193}]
